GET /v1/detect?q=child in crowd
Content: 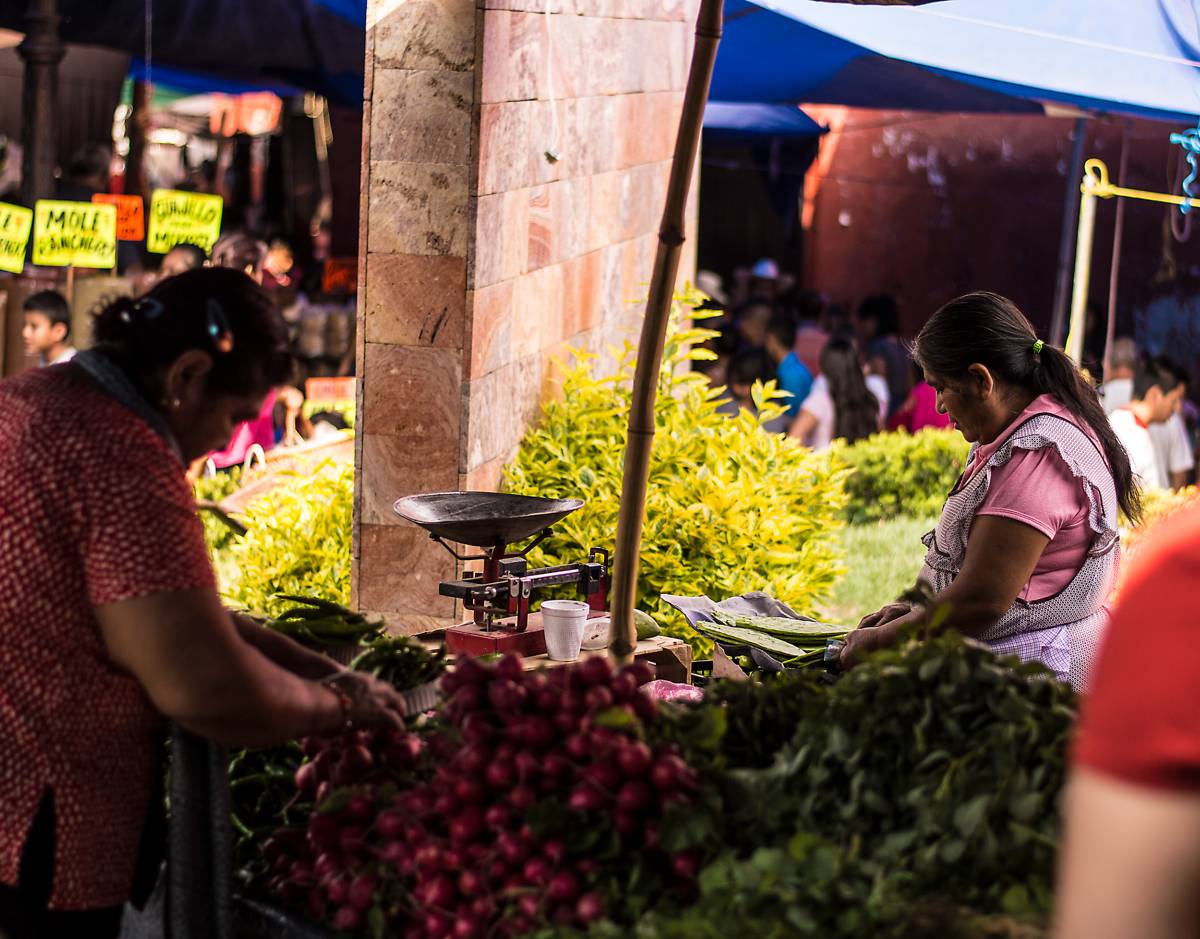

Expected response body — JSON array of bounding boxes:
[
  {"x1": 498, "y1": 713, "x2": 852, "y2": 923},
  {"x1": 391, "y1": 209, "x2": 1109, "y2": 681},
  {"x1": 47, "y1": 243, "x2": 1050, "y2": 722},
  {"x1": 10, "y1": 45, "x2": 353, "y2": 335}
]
[
  {"x1": 21, "y1": 290, "x2": 76, "y2": 366},
  {"x1": 764, "y1": 311, "x2": 813, "y2": 424}
]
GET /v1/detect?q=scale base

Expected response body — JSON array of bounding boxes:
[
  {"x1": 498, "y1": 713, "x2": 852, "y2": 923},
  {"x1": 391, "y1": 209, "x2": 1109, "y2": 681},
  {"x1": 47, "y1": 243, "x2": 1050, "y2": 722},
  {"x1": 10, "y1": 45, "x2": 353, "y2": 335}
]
[{"x1": 445, "y1": 616, "x2": 547, "y2": 657}]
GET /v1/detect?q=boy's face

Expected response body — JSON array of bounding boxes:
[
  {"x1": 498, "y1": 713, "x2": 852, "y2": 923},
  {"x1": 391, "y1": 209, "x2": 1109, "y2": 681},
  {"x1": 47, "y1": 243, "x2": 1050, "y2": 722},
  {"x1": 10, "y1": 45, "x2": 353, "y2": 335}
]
[{"x1": 22, "y1": 311, "x2": 66, "y2": 357}]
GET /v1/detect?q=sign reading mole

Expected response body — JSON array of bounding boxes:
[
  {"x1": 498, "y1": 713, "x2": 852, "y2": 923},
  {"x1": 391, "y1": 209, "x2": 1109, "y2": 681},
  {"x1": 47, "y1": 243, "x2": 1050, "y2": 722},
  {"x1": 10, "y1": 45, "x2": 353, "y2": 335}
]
[{"x1": 32, "y1": 200, "x2": 117, "y2": 269}]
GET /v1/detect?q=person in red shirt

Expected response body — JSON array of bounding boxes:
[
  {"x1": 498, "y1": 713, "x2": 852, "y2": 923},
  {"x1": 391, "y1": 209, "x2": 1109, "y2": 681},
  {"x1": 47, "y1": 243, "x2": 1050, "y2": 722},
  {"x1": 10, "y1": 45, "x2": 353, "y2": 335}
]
[
  {"x1": 0, "y1": 268, "x2": 405, "y2": 939},
  {"x1": 1055, "y1": 503, "x2": 1200, "y2": 939}
]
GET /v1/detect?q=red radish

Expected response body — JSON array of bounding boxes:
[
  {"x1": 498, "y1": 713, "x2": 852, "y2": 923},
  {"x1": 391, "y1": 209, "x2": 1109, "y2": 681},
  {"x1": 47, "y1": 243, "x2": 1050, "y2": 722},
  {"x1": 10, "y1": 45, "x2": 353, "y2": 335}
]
[
  {"x1": 626, "y1": 662, "x2": 655, "y2": 685},
  {"x1": 617, "y1": 741, "x2": 653, "y2": 777},
  {"x1": 495, "y1": 653, "x2": 524, "y2": 681},
  {"x1": 575, "y1": 859, "x2": 600, "y2": 877},
  {"x1": 518, "y1": 824, "x2": 537, "y2": 845},
  {"x1": 376, "y1": 809, "x2": 405, "y2": 840},
  {"x1": 346, "y1": 794, "x2": 374, "y2": 821},
  {"x1": 313, "y1": 748, "x2": 338, "y2": 777},
  {"x1": 381, "y1": 840, "x2": 409, "y2": 867},
  {"x1": 508, "y1": 785, "x2": 537, "y2": 811},
  {"x1": 584, "y1": 762, "x2": 621, "y2": 792},
  {"x1": 485, "y1": 759, "x2": 516, "y2": 788},
  {"x1": 326, "y1": 875, "x2": 349, "y2": 906},
  {"x1": 541, "y1": 837, "x2": 566, "y2": 864},
  {"x1": 497, "y1": 830, "x2": 528, "y2": 864},
  {"x1": 442, "y1": 847, "x2": 468, "y2": 870},
  {"x1": 564, "y1": 733, "x2": 590, "y2": 760},
  {"x1": 452, "y1": 684, "x2": 485, "y2": 713},
  {"x1": 613, "y1": 811, "x2": 639, "y2": 836},
  {"x1": 633, "y1": 693, "x2": 658, "y2": 722},
  {"x1": 568, "y1": 784, "x2": 607, "y2": 813},
  {"x1": 453, "y1": 916, "x2": 485, "y2": 939},
  {"x1": 454, "y1": 778, "x2": 485, "y2": 804},
  {"x1": 456, "y1": 743, "x2": 491, "y2": 775},
  {"x1": 643, "y1": 821, "x2": 661, "y2": 850},
  {"x1": 519, "y1": 716, "x2": 555, "y2": 749},
  {"x1": 458, "y1": 870, "x2": 485, "y2": 895},
  {"x1": 671, "y1": 850, "x2": 700, "y2": 881},
  {"x1": 524, "y1": 856, "x2": 552, "y2": 881},
  {"x1": 547, "y1": 871, "x2": 581, "y2": 904},
  {"x1": 517, "y1": 893, "x2": 541, "y2": 919},
  {"x1": 348, "y1": 871, "x2": 378, "y2": 911},
  {"x1": 313, "y1": 852, "x2": 339, "y2": 882},
  {"x1": 536, "y1": 689, "x2": 559, "y2": 712},
  {"x1": 651, "y1": 754, "x2": 689, "y2": 792},
  {"x1": 484, "y1": 804, "x2": 511, "y2": 829},
  {"x1": 425, "y1": 911, "x2": 453, "y2": 939},
  {"x1": 287, "y1": 860, "x2": 313, "y2": 886},
  {"x1": 468, "y1": 897, "x2": 495, "y2": 919},
  {"x1": 489, "y1": 859, "x2": 508, "y2": 881},
  {"x1": 449, "y1": 807, "x2": 484, "y2": 844},
  {"x1": 611, "y1": 671, "x2": 640, "y2": 701},
  {"x1": 307, "y1": 814, "x2": 340, "y2": 853},
  {"x1": 301, "y1": 737, "x2": 323, "y2": 758},
  {"x1": 514, "y1": 750, "x2": 541, "y2": 781},
  {"x1": 542, "y1": 753, "x2": 571, "y2": 780},
  {"x1": 332, "y1": 905, "x2": 363, "y2": 931},
  {"x1": 617, "y1": 779, "x2": 653, "y2": 813},
  {"x1": 462, "y1": 714, "x2": 495, "y2": 746},
  {"x1": 575, "y1": 891, "x2": 605, "y2": 923},
  {"x1": 314, "y1": 780, "x2": 332, "y2": 805},
  {"x1": 416, "y1": 843, "x2": 445, "y2": 871},
  {"x1": 339, "y1": 825, "x2": 366, "y2": 857},
  {"x1": 418, "y1": 874, "x2": 457, "y2": 909},
  {"x1": 294, "y1": 762, "x2": 318, "y2": 796},
  {"x1": 488, "y1": 680, "x2": 526, "y2": 711},
  {"x1": 584, "y1": 686, "x2": 614, "y2": 711},
  {"x1": 434, "y1": 792, "x2": 459, "y2": 816},
  {"x1": 577, "y1": 656, "x2": 612, "y2": 686}
]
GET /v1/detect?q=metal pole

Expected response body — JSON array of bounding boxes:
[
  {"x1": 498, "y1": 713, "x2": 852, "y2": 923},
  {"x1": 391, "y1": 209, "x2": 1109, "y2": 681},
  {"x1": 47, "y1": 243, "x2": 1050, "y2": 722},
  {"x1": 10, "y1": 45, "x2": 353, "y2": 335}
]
[
  {"x1": 608, "y1": 0, "x2": 723, "y2": 664},
  {"x1": 1050, "y1": 116, "x2": 1089, "y2": 348},
  {"x1": 1103, "y1": 126, "x2": 1129, "y2": 378},
  {"x1": 1066, "y1": 175, "x2": 1098, "y2": 365},
  {"x1": 18, "y1": 0, "x2": 63, "y2": 207}
]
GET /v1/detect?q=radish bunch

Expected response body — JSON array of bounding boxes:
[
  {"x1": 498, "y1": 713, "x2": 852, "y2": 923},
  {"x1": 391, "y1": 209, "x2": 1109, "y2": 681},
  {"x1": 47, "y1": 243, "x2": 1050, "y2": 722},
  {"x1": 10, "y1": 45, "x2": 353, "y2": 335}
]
[{"x1": 264, "y1": 653, "x2": 701, "y2": 937}]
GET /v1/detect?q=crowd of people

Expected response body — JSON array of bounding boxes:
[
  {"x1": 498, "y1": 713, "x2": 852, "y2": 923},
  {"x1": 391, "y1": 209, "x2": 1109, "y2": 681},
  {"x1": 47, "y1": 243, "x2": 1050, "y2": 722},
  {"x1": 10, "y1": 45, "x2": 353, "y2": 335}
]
[
  {"x1": 20, "y1": 230, "x2": 350, "y2": 479},
  {"x1": 701, "y1": 259, "x2": 1199, "y2": 493},
  {"x1": 698, "y1": 260, "x2": 949, "y2": 451}
]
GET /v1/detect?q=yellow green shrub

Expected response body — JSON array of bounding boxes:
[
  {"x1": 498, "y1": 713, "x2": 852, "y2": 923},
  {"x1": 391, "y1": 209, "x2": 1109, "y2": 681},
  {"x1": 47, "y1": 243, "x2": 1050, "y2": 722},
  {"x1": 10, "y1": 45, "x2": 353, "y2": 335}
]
[
  {"x1": 834, "y1": 429, "x2": 969, "y2": 524},
  {"x1": 503, "y1": 289, "x2": 849, "y2": 652}
]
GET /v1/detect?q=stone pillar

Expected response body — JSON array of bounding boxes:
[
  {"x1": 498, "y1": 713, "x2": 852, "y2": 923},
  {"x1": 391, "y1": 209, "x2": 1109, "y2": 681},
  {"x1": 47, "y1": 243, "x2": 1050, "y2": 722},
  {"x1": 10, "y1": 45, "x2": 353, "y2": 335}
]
[
  {"x1": 355, "y1": 0, "x2": 697, "y2": 628},
  {"x1": 18, "y1": 0, "x2": 64, "y2": 207}
]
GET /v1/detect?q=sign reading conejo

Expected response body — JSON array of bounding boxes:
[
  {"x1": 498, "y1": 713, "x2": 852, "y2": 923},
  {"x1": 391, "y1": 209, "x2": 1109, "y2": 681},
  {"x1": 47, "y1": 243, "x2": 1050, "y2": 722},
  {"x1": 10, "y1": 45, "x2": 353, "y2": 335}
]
[
  {"x1": 0, "y1": 202, "x2": 33, "y2": 274},
  {"x1": 147, "y1": 190, "x2": 223, "y2": 254},
  {"x1": 32, "y1": 200, "x2": 117, "y2": 269}
]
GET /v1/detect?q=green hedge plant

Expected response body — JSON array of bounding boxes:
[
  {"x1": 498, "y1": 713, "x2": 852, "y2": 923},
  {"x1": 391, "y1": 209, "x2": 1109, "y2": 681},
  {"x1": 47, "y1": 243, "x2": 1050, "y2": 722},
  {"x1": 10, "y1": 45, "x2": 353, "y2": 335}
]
[
  {"x1": 833, "y1": 428, "x2": 969, "y2": 524},
  {"x1": 220, "y1": 460, "x2": 353, "y2": 612},
  {"x1": 503, "y1": 288, "x2": 849, "y2": 651}
]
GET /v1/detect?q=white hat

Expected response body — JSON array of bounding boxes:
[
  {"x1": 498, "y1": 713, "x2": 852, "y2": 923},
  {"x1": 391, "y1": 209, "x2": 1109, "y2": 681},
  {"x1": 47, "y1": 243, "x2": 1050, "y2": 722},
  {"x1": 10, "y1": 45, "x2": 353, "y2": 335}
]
[
  {"x1": 751, "y1": 258, "x2": 780, "y2": 280},
  {"x1": 696, "y1": 270, "x2": 728, "y2": 305}
]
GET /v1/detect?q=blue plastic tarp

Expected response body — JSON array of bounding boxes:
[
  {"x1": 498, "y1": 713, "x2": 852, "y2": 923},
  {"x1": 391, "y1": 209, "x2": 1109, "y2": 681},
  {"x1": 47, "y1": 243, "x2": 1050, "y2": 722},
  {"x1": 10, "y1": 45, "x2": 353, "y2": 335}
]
[
  {"x1": 0, "y1": 0, "x2": 366, "y2": 105},
  {"x1": 713, "y1": 0, "x2": 1200, "y2": 122},
  {"x1": 703, "y1": 101, "x2": 827, "y2": 137}
]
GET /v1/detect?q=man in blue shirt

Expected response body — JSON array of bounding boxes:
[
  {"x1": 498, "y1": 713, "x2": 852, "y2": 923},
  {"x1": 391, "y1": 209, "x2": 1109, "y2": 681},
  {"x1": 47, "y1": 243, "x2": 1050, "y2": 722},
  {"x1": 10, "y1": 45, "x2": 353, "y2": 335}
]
[{"x1": 765, "y1": 312, "x2": 813, "y2": 423}]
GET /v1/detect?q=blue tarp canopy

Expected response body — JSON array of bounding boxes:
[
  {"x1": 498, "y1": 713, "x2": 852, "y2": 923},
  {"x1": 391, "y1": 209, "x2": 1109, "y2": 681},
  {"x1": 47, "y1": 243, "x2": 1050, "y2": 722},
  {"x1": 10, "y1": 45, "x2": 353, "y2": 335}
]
[
  {"x1": 0, "y1": 0, "x2": 366, "y2": 104},
  {"x1": 712, "y1": 0, "x2": 1200, "y2": 122},
  {"x1": 703, "y1": 101, "x2": 827, "y2": 137}
]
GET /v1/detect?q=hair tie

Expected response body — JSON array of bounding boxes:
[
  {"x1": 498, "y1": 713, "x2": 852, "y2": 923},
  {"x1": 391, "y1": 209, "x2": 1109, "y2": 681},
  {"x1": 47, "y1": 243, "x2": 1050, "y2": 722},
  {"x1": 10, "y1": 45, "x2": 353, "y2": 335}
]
[{"x1": 1032, "y1": 339, "x2": 1044, "y2": 355}]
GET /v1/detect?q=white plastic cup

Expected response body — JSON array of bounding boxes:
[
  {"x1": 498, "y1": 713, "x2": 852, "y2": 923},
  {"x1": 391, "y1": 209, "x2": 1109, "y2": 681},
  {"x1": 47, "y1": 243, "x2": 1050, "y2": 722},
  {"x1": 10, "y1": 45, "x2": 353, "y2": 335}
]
[{"x1": 541, "y1": 599, "x2": 590, "y2": 661}]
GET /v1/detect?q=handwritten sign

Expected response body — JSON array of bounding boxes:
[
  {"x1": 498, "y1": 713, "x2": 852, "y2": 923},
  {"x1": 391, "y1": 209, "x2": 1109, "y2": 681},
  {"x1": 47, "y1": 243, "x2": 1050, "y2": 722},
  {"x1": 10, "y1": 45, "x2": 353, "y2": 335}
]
[
  {"x1": 147, "y1": 190, "x2": 223, "y2": 254},
  {"x1": 92, "y1": 193, "x2": 145, "y2": 241},
  {"x1": 306, "y1": 377, "x2": 356, "y2": 404},
  {"x1": 32, "y1": 200, "x2": 117, "y2": 269},
  {"x1": 0, "y1": 202, "x2": 33, "y2": 274}
]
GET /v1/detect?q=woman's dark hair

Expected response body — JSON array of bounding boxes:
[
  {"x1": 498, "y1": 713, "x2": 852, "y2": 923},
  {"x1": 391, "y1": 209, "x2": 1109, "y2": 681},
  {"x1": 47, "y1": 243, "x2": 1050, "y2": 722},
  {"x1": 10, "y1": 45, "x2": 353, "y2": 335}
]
[
  {"x1": 914, "y1": 291, "x2": 1140, "y2": 522},
  {"x1": 93, "y1": 267, "x2": 292, "y2": 398},
  {"x1": 820, "y1": 339, "x2": 879, "y2": 444}
]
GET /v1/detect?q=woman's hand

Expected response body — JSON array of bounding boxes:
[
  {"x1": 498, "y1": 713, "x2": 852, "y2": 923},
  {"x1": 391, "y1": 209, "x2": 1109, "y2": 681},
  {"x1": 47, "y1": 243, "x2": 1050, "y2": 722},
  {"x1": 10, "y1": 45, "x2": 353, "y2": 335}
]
[
  {"x1": 328, "y1": 671, "x2": 408, "y2": 734},
  {"x1": 857, "y1": 602, "x2": 912, "y2": 631},
  {"x1": 839, "y1": 621, "x2": 903, "y2": 669}
]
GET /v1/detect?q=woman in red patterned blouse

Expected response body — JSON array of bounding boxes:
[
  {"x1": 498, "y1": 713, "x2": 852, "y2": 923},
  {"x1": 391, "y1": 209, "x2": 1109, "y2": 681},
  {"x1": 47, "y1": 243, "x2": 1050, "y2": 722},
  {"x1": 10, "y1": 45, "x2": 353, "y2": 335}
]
[{"x1": 0, "y1": 268, "x2": 406, "y2": 938}]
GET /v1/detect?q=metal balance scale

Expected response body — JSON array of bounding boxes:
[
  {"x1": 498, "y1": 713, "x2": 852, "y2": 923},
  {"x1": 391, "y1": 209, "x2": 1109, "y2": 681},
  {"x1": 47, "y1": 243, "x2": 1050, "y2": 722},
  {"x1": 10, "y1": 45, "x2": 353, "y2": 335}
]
[{"x1": 393, "y1": 492, "x2": 609, "y2": 657}]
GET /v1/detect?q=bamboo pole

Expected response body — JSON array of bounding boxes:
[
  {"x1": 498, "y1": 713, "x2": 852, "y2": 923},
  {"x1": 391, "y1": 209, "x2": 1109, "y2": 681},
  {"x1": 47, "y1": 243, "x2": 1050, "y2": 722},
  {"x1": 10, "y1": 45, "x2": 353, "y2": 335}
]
[{"x1": 608, "y1": 0, "x2": 723, "y2": 664}]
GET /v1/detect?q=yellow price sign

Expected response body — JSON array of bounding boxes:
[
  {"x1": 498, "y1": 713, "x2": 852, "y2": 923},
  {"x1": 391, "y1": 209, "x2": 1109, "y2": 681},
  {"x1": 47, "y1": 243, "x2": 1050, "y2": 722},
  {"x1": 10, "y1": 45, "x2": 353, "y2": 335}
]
[
  {"x1": 147, "y1": 190, "x2": 223, "y2": 254},
  {"x1": 0, "y1": 202, "x2": 32, "y2": 274},
  {"x1": 32, "y1": 200, "x2": 117, "y2": 269}
]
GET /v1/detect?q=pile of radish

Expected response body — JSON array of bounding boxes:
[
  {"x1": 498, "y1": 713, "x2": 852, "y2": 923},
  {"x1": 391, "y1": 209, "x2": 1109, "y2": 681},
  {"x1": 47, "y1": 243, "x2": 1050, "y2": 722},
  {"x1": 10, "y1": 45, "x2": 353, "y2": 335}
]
[{"x1": 262, "y1": 653, "x2": 701, "y2": 937}]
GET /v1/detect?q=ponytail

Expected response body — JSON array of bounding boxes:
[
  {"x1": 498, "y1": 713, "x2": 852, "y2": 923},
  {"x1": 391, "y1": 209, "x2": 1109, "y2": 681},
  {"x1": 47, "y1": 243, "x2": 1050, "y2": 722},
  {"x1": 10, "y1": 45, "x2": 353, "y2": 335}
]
[{"x1": 914, "y1": 292, "x2": 1140, "y2": 523}]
